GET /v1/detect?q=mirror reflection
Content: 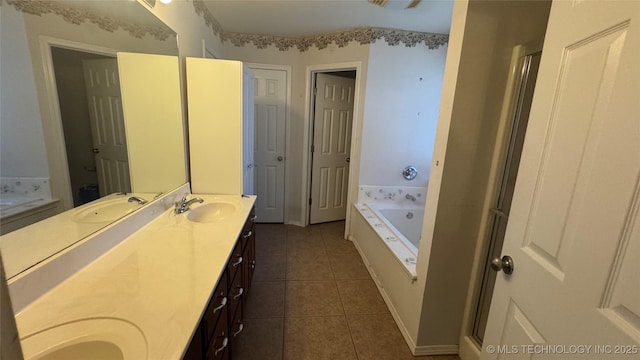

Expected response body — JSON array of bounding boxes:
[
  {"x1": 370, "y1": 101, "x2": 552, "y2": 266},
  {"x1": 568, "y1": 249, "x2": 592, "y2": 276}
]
[{"x1": 0, "y1": 0, "x2": 184, "y2": 278}]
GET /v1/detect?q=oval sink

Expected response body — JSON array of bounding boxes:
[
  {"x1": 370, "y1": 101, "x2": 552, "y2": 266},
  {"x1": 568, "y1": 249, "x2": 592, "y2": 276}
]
[
  {"x1": 72, "y1": 199, "x2": 142, "y2": 224},
  {"x1": 20, "y1": 318, "x2": 147, "y2": 360},
  {"x1": 187, "y1": 202, "x2": 239, "y2": 223}
]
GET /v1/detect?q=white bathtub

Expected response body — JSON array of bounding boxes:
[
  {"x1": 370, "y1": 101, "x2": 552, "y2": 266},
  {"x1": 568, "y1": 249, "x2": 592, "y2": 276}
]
[{"x1": 354, "y1": 203, "x2": 425, "y2": 277}]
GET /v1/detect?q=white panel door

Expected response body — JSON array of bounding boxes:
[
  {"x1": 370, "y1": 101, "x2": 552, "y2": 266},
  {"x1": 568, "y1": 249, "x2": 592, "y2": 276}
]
[
  {"x1": 483, "y1": 1, "x2": 640, "y2": 358},
  {"x1": 309, "y1": 74, "x2": 354, "y2": 224},
  {"x1": 82, "y1": 59, "x2": 130, "y2": 196},
  {"x1": 243, "y1": 66, "x2": 255, "y2": 195},
  {"x1": 252, "y1": 68, "x2": 287, "y2": 223}
]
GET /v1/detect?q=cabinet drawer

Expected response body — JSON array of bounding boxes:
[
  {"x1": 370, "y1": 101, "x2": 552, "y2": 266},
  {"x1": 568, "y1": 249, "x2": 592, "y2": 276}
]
[
  {"x1": 203, "y1": 273, "x2": 228, "y2": 344},
  {"x1": 227, "y1": 241, "x2": 243, "y2": 281},
  {"x1": 240, "y1": 209, "x2": 256, "y2": 249},
  {"x1": 205, "y1": 303, "x2": 229, "y2": 360},
  {"x1": 182, "y1": 325, "x2": 203, "y2": 360},
  {"x1": 228, "y1": 266, "x2": 244, "y2": 321},
  {"x1": 229, "y1": 303, "x2": 244, "y2": 359}
]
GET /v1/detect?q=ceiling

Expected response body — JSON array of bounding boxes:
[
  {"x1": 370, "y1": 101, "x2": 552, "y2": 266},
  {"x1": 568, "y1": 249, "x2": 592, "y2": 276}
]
[{"x1": 201, "y1": 0, "x2": 454, "y2": 36}]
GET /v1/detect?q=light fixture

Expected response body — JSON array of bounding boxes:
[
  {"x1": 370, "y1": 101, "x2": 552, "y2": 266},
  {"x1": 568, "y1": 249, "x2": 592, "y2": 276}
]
[{"x1": 159, "y1": 0, "x2": 172, "y2": 4}]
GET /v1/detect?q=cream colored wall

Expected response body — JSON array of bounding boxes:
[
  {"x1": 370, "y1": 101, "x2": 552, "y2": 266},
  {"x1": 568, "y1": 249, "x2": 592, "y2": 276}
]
[
  {"x1": 222, "y1": 41, "x2": 370, "y2": 225},
  {"x1": 416, "y1": 0, "x2": 551, "y2": 348},
  {"x1": 0, "y1": 5, "x2": 49, "y2": 178}
]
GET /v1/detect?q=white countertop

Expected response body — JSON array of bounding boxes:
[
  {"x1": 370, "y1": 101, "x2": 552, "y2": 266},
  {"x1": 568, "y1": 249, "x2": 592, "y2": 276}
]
[
  {"x1": 13, "y1": 194, "x2": 256, "y2": 360},
  {"x1": 1, "y1": 193, "x2": 156, "y2": 278}
]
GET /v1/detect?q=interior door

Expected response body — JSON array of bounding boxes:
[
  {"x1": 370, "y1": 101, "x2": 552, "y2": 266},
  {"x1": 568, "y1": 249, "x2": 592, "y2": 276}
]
[
  {"x1": 82, "y1": 59, "x2": 130, "y2": 196},
  {"x1": 309, "y1": 73, "x2": 355, "y2": 224},
  {"x1": 252, "y1": 68, "x2": 287, "y2": 223},
  {"x1": 482, "y1": 0, "x2": 640, "y2": 357}
]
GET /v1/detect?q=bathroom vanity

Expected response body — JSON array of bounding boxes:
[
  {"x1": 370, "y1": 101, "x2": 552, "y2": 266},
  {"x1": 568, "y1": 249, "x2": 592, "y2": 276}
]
[{"x1": 9, "y1": 187, "x2": 257, "y2": 359}]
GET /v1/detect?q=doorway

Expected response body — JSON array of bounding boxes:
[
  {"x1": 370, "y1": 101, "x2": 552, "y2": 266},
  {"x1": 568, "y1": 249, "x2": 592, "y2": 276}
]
[
  {"x1": 471, "y1": 45, "x2": 542, "y2": 344},
  {"x1": 308, "y1": 70, "x2": 356, "y2": 224},
  {"x1": 50, "y1": 47, "x2": 130, "y2": 207}
]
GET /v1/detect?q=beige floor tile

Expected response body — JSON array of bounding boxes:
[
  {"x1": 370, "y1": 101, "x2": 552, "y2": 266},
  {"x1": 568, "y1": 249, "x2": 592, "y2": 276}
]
[
  {"x1": 347, "y1": 313, "x2": 416, "y2": 360},
  {"x1": 337, "y1": 279, "x2": 388, "y2": 315},
  {"x1": 287, "y1": 234, "x2": 325, "y2": 255},
  {"x1": 324, "y1": 236, "x2": 359, "y2": 257},
  {"x1": 318, "y1": 220, "x2": 346, "y2": 238},
  {"x1": 254, "y1": 255, "x2": 286, "y2": 281},
  {"x1": 286, "y1": 251, "x2": 334, "y2": 280},
  {"x1": 256, "y1": 225, "x2": 287, "y2": 258},
  {"x1": 284, "y1": 316, "x2": 357, "y2": 360},
  {"x1": 245, "y1": 281, "x2": 285, "y2": 318},
  {"x1": 234, "y1": 317, "x2": 284, "y2": 360},
  {"x1": 329, "y1": 251, "x2": 371, "y2": 280},
  {"x1": 285, "y1": 280, "x2": 344, "y2": 317}
]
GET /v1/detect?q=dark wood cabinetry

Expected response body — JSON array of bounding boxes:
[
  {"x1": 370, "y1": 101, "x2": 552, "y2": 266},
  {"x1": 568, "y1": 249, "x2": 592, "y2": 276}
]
[{"x1": 183, "y1": 207, "x2": 256, "y2": 360}]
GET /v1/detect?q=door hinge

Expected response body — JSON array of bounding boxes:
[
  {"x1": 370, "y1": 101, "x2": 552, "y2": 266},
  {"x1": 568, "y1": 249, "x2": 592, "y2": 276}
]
[
  {"x1": 309, "y1": 198, "x2": 312, "y2": 205},
  {"x1": 313, "y1": 87, "x2": 318, "y2": 96},
  {"x1": 311, "y1": 145, "x2": 315, "y2": 153}
]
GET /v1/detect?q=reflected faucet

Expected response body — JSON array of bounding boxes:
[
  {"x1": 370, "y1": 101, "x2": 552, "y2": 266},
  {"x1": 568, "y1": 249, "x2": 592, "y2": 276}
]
[
  {"x1": 128, "y1": 196, "x2": 148, "y2": 205},
  {"x1": 405, "y1": 193, "x2": 416, "y2": 202},
  {"x1": 174, "y1": 195, "x2": 204, "y2": 214}
]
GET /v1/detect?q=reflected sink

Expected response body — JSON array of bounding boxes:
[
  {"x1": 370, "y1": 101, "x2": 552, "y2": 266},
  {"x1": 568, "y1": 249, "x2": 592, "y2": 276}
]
[
  {"x1": 72, "y1": 198, "x2": 143, "y2": 224},
  {"x1": 187, "y1": 201, "x2": 240, "y2": 223},
  {"x1": 20, "y1": 318, "x2": 147, "y2": 360}
]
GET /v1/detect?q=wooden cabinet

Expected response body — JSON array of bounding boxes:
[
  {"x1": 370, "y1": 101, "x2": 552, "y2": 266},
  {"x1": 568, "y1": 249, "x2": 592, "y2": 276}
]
[{"x1": 183, "y1": 207, "x2": 256, "y2": 360}]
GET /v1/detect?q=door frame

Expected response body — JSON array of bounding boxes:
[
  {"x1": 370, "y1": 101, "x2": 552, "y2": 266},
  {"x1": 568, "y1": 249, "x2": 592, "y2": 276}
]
[
  {"x1": 39, "y1": 36, "x2": 118, "y2": 211},
  {"x1": 246, "y1": 63, "x2": 292, "y2": 223},
  {"x1": 303, "y1": 62, "x2": 364, "y2": 233}
]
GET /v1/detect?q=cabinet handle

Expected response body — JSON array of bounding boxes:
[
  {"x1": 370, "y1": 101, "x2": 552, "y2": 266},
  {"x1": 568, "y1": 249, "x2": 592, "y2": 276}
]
[
  {"x1": 233, "y1": 287, "x2": 244, "y2": 299},
  {"x1": 243, "y1": 231, "x2": 252, "y2": 239},
  {"x1": 233, "y1": 323, "x2": 244, "y2": 337},
  {"x1": 214, "y1": 337, "x2": 228, "y2": 356},
  {"x1": 250, "y1": 215, "x2": 257, "y2": 221},
  {"x1": 232, "y1": 256, "x2": 243, "y2": 267},
  {"x1": 212, "y1": 296, "x2": 227, "y2": 313}
]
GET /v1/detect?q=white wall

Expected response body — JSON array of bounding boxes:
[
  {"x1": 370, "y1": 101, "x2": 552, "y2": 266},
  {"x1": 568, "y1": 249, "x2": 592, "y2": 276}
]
[
  {"x1": 0, "y1": 6, "x2": 49, "y2": 178},
  {"x1": 416, "y1": 0, "x2": 551, "y2": 348},
  {"x1": 360, "y1": 42, "x2": 448, "y2": 187},
  {"x1": 223, "y1": 41, "x2": 370, "y2": 225}
]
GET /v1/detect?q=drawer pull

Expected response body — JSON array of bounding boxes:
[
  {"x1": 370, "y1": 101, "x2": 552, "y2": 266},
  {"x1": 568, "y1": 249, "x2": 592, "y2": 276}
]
[
  {"x1": 212, "y1": 296, "x2": 227, "y2": 313},
  {"x1": 214, "y1": 337, "x2": 228, "y2": 356},
  {"x1": 232, "y1": 256, "x2": 243, "y2": 267},
  {"x1": 243, "y1": 231, "x2": 252, "y2": 239},
  {"x1": 250, "y1": 215, "x2": 257, "y2": 221},
  {"x1": 233, "y1": 287, "x2": 244, "y2": 299},
  {"x1": 233, "y1": 323, "x2": 244, "y2": 337}
]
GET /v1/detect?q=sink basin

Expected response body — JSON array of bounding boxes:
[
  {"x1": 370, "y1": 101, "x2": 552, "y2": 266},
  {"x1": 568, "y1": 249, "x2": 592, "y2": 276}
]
[
  {"x1": 72, "y1": 198, "x2": 142, "y2": 224},
  {"x1": 20, "y1": 318, "x2": 147, "y2": 360},
  {"x1": 187, "y1": 201, "x2": 240, "y2": 223}
]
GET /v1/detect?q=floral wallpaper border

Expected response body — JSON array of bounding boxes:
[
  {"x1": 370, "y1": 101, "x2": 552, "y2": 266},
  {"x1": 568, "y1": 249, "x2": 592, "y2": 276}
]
[
  {"x1": 192, "y1": 0, "x2": 448, "y2": 52},
  {"x1": 6, "y1": 0, "x2": 174, "y2": 41}
]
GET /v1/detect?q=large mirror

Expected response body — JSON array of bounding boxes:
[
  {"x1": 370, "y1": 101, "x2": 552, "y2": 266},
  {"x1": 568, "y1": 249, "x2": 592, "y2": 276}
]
[{"x1": 0, "y1": 0, "x2": 186, "y2": 278}]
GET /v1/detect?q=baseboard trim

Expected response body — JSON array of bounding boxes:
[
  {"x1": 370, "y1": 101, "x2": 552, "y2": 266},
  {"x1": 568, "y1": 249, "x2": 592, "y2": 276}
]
[
  {"x1": 414, "y1": 345, "x2": 459, "y2": 356},
  {"x1": 459, "y1": 336, "x2": 481, "y2": 360}
]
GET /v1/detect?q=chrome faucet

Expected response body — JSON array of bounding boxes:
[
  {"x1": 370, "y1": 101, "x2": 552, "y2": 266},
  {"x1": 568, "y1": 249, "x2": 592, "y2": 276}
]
[
  {"x1": 174, "y1": 195, "x2": 204, "y2": 214},
  {"x1": 128, "y1": 196, "x2": 148, "y2": 205},
  {"x1": 405, "y1": 193, "x2": 416, "y2": 202}
]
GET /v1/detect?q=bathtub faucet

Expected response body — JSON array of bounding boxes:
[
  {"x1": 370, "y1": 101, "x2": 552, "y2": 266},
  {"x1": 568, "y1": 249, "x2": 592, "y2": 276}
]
[{"x1": 405, "y1": 193, "x2": 416, "y2": 202}]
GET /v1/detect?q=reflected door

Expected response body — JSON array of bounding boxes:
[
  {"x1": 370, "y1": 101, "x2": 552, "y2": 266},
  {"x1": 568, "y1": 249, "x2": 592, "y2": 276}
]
[
  {"x1": 309, "y1": 74, "x2": 354, "y2": 224},
  {"x1": 482, "y1": 0, "x2": 640, "y2": 357},
  {"x1": 82, "y1": 59, "x2": 130, "y2": 196}
]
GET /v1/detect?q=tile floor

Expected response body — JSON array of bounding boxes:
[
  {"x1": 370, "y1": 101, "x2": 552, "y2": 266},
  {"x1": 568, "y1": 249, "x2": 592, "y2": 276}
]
[{"x1": 235, "y1": 221, "x2": 461, "y2": 360}]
